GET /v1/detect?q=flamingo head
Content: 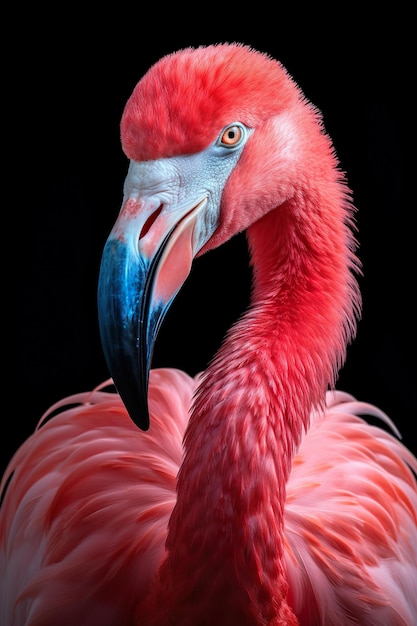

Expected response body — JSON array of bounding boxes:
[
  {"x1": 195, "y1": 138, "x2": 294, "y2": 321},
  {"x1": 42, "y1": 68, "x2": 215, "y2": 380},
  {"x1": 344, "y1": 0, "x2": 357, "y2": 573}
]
[{"x1": 98, "y1": 43, "x2": 320, "y2": 429}]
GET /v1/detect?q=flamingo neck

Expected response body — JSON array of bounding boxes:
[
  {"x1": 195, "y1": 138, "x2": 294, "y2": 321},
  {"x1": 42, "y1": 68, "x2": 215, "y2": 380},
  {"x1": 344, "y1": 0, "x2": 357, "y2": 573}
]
[{"x1": 149, "y1": 191, "x2": 357, "y2": 625}]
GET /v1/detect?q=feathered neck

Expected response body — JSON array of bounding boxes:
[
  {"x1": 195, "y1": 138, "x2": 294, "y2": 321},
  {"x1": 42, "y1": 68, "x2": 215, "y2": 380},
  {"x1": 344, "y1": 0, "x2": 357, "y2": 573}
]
[{"x1": 146, "y1": 149, "x2": 359, "y2": 626}]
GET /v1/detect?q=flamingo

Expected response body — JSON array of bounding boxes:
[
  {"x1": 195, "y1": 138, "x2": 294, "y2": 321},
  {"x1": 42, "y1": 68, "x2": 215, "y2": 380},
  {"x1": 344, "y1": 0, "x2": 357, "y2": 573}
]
[{"x1": 2, "y1": 42, "x2": 417, "y2": 626}]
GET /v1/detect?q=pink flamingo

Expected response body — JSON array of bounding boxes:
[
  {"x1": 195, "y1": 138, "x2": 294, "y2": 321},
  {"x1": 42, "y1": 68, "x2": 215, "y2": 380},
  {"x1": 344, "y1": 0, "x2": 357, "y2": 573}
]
[{"x1": 1, "y1": 43, "x2": 417, "y2": 626}]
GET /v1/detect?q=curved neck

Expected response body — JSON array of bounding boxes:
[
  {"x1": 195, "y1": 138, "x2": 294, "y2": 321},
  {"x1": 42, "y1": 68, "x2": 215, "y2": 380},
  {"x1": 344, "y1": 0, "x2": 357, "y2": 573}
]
[{"x1": 149, "y1": 187, "x2": 358, "y2": 625}]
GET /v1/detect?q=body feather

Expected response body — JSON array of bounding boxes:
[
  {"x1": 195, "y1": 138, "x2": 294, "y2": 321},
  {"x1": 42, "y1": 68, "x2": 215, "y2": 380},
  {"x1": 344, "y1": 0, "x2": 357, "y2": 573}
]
[{"x1": 1, "y1": 381, "x2": 415, "y2": 625}]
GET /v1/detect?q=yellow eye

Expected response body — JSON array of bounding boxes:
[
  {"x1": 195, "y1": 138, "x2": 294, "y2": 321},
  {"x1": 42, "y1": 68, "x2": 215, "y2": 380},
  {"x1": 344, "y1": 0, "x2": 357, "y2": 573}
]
[{"x1": 218, "y1": 124, "x2": 245, "y2": 148}]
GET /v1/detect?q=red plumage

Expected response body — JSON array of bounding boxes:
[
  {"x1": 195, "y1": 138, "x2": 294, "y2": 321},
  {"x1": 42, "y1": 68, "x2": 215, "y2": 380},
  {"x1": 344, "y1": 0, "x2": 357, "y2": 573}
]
[{"x1": 2, "y1": 43, "x2": 416, "y2": 625}]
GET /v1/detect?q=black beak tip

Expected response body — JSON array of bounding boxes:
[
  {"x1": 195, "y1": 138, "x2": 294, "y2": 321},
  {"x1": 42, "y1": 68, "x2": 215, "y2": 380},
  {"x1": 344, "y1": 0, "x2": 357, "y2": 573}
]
[
  {"x1": 111, "y1": 376, "x2": 151, "y2": 432},
  {"x1": 138, "y1": 416, "x2": 150, "y2": 431},
  {"x1": 126, "y1": 395, "x2": 151, "y2": 432}
]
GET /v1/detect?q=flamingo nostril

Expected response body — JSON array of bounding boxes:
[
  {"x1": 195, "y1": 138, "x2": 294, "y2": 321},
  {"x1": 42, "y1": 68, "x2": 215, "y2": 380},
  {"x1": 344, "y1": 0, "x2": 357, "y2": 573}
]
[{"x1": 140, "y1": 205, "x2": 163, "y2": 239}]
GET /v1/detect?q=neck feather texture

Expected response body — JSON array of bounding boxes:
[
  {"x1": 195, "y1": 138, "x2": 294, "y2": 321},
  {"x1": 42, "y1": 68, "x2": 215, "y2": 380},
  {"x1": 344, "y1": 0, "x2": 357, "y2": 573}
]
[{"x1": 148, "y1": 179, "x2": 360, "y2": 625}]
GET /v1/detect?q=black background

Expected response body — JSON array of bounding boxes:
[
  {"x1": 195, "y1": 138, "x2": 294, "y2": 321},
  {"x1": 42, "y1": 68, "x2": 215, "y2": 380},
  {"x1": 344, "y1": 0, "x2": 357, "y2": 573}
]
[{"x1": 9, "y1": 10, "x2": 415, "y2": 476}]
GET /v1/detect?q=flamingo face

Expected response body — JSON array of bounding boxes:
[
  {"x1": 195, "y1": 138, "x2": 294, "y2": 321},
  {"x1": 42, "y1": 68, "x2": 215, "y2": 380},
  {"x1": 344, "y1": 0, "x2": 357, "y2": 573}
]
[{"x1": 98, "y1": 123, "x2": 252, "y2": 429}]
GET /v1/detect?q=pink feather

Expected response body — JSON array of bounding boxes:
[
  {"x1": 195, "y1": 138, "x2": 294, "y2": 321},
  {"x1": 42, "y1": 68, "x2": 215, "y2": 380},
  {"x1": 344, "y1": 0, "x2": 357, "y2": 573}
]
[{"x1": 2, "y1": 44, "x2": 416, "y2": 625}]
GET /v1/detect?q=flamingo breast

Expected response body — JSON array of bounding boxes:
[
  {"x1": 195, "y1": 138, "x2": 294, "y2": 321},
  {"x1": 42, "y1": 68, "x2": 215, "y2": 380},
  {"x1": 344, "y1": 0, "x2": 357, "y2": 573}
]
[
  {"x1": 284, "y1": 391, "x2": 417, "y2": 625},
  {"x1": 0, "y1": 369, "x2": 195, "y2": 625}
]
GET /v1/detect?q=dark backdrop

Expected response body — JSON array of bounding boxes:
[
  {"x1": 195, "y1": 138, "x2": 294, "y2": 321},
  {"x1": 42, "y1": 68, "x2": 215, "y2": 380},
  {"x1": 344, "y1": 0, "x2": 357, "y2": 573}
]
[{"x1": 9, "y1": 11, "x2": 415, "y2": 476}]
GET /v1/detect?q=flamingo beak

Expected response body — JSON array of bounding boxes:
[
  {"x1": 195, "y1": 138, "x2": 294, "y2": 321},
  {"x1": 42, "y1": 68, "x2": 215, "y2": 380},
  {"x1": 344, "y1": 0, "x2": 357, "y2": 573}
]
[
  {"x1": 97, "y1": 139, "x2": 244, "y2": 430},
  {"x1": 98, "y1": 193, "x2": 207, "y2": 430}
]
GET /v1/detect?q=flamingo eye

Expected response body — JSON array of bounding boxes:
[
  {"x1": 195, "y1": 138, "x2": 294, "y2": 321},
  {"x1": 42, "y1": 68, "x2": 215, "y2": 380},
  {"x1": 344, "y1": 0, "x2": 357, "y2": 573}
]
[{"x1": 217, "y1": 123, "x2": 246, "y2": 148}]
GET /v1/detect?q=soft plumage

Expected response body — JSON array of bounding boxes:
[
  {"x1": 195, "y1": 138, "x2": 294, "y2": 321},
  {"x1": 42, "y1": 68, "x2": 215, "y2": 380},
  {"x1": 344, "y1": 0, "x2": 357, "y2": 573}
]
[{"x1": 2, "y1": 43, "x2": 416, "y2": 626}]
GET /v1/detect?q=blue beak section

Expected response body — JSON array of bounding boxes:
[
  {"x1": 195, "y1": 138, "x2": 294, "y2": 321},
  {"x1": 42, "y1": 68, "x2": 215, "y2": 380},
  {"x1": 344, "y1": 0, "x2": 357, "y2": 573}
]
[{"x1": 97, "y1": 235, "x2": 171, "y2": 430}]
